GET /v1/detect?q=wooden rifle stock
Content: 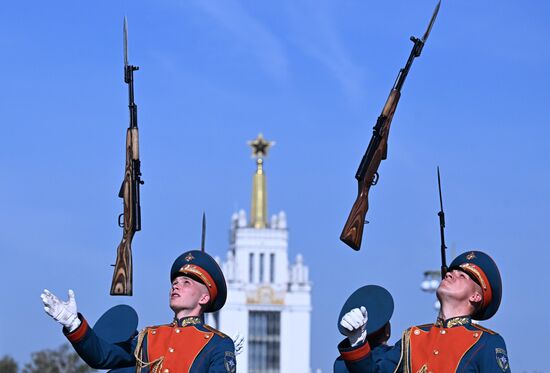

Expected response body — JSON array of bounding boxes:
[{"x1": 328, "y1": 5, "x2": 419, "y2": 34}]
[
  {"x1": 110, "y1": 128, "x2": 139, "y2": 295},
  {"x1": 340, "y1": 90, "x2": 400, "y2": 250},
  {"x1": 111, "y1": 231, "x2": 134, "y2": 295}
]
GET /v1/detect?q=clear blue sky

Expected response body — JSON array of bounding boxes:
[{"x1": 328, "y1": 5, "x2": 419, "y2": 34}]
[{"x1": 1, "y1": 1, "x2": 548, "y2": 371}]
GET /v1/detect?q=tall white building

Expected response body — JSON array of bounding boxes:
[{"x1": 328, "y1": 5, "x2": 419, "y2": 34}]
[{"x1": 209, "y1": 134, "x2": 312, "y2": 373}]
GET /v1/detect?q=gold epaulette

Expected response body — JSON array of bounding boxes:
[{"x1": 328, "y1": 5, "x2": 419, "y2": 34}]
[
  {"x1": 472, "y1": 323, "x2": 497, "y2": 335},
  {"x1": 204, "y1": 324, "x2": 229, "y2": 338}
]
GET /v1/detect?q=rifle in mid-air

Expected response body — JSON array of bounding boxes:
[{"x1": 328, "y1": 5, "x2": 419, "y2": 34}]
[
  {"x1": 340, "y1": 1, "x2": 441, "y2": 251},
  {"x1": 436, "y1": 167, "x2": 448, "y2": 278},
  {"x1": 110, "y1": 18, "x2": 144, "y2": 296}
]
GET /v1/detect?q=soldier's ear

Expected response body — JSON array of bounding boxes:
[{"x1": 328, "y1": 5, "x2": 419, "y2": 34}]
[
  {"x1": 469, "y1": 291, "x2": 482, "y2": 304},
  {"x1": 198, "y1": 293, "x2": 211, "y2": 306}
]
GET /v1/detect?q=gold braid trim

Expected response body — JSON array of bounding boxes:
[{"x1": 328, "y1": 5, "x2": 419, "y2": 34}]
[
  {"x1": 180, "y1": 264, "x2": 212, "y2": 288},
  {"x1": 134, "y1": 329, "x2": 164, "y2": 373},
  {"x1": 460, "y1": 263, "x2": 487, "y2": 290},
  {"x1": 416, "y1": 364, "x2": 428, "y2": 373},
  {"x1": 395, "y1": 328, "x2": 412, "y2": 373}
]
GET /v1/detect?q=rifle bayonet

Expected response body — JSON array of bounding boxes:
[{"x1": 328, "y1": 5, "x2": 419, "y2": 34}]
[
  {"x1": 124, "y1": 17, "x2": 128, "y2": 69},
  {"x1": 201, "y1": 212, "x2": 206, "y2": 253},
  {"x1": 422, "y1": 0, "x2": 441, "y2": 43},
  {"x1": 394, "y1": 0, "x2": 441, "y2": 92},
  {"x1": 437, "y1": 166, "x2": 448, "y2": 278}
]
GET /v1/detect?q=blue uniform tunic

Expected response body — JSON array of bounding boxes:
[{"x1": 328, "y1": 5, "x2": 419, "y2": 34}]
[
  {"x1": 64, "y1": 314, "x2": 236, "y2": 373},
  {"x1": 338, "y1": 316, "x2": 510, "y2": 373}
]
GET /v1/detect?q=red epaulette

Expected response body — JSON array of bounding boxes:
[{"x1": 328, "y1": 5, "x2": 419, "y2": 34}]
[{"x1": 204, "y1": 324, "x2": 228, "y2": 338}]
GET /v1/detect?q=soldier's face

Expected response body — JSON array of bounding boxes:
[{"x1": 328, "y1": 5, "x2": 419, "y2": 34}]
[
  {"x1": 437, "y1": 269, "x2": 482, "y2": 305},
  {"x1": 169, "y1": 275, "x2": 210, "y2": 315}
]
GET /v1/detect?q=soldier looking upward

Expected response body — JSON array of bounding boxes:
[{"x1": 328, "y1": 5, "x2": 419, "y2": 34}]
[
  {"x1": 42, "y1": 250, "x2": 237, "y2": 373},
  {"x1": 337, "y1": 251, "x2": 510, "y2": 373}
]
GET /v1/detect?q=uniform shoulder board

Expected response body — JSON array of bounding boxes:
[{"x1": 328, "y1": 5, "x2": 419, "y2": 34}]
[
  {"x1": 404, "y1": 324, "x2": 431, "y2": 335},
  {"x1": 204, "y1": 324, "x2": 229, "y2": 338},
  {"x1": 472, "y1": 323, "x2": 497, "y2": 335},
  {"x1": 145, "y1": 323, "x2": 171, "y2": 330},
  {"x1": 414, "y1": 323, "x2": 433, "y2": 330}
]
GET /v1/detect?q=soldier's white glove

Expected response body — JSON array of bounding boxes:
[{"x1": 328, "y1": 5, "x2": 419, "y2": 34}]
[
  {"x1": 233, "y1": 331, "x2": 244, "y2": 356},
  {"x1": 340, "y1": 306, "x2": 368, "y2": 347},
  {"x1": 41, "y1": 289, "x2": 81, "y2": 332}
]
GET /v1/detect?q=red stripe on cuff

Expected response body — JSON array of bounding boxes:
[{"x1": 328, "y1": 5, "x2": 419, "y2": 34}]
[
  {"x1": 65, "y1": 316, "x2": 89, "y2": 343},
  {"x1": 341, "y1": 341, "x2": 371, "y2": 362}
]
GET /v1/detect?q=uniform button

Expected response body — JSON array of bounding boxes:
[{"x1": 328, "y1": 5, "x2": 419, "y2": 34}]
[
  {"x1": 168, "y1": 348, "x2": 174, "y2": 353},
  {"x1": 205, "y1": 335, "x2": 210, "y2": 339},
  {"x1": 440, "y1": 330, "x2": 446, "y2": 335},
  {"x1": 163, "y1": 369, "x2": 169, "y2": 373},
  {"x1": 433, "y1": 350, "x2": 439, "y2": 355},
  {"x1": 473, "y1": 333, "x2": 479, "y2": 338},
  {"x1": 175, "y1": 329, "x2": 180, "y2": 334},
  {"x1": 151, "y1": 330, "x2": 157, "y2": 335},
  {"x1": 414, "y1": 330, "x2": 420, "y2": 335}
]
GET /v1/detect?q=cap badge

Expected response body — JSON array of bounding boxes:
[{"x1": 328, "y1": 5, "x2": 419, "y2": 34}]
[
  {"x1": 466, "y1": 252, "x2": 476, "y2": 260},
  {"x1": 185, "y1": 253, "x2": 195, "y2": 262}
]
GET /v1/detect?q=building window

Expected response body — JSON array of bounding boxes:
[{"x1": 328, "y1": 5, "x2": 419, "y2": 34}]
[
  {"x1": 259, "y1": 253, "x2": 265, "y2": 283},
  {"x1": 249, "y1": 253, "x2": 254, "y2": 283},
  {"x1": 249, "y1": 311, "x2": 280, "y2": 373},
  {"x1": 270, "y1": 253, "x2": 275, "y2": 283}
]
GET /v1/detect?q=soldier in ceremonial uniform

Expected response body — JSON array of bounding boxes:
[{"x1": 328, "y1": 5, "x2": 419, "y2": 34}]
[
  {"x1": 337, "y1": 251, "x2": 511, "y2": 372},
  {"x1": 41, "y1": 250, "x2": 237, "y2": 373}
]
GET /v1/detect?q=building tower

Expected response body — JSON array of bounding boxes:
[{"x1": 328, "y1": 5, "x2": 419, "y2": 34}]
[{"x1": 211, "y1": 134, "x2": 312, "y2": 373}]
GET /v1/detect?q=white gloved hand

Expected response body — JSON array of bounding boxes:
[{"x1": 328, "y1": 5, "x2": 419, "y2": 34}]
[
  {"x1": 233, "y1": 331, "x2": 244, "y2": 356},
  {"x1": 340, "y1": 306, "x2": 368, "y2": 347},
  {"x1": 41, "y1": 289, "x2": 81, "y2": 332}
]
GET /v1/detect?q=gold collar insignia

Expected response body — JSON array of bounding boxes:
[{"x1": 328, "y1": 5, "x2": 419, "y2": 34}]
[
  {"x1": 436, "y1": 316, "x2": 471, "y2": 328},
  {"x1": 172, "y1": 316, "x2": 202, "y2": 327}
]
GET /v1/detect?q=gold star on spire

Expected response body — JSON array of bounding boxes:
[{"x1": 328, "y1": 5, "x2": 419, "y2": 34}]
[
  {"x1": 247, "y1": 133, "x2": 275, "y2": 229},
  {"x1": 248, "y1": 133, "x2": 275, "y2": 159}
]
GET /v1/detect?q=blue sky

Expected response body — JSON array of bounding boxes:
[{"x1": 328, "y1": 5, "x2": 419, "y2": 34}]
[{"x1": 1, "y1": 0, "x2": 549, "y2": 371}]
